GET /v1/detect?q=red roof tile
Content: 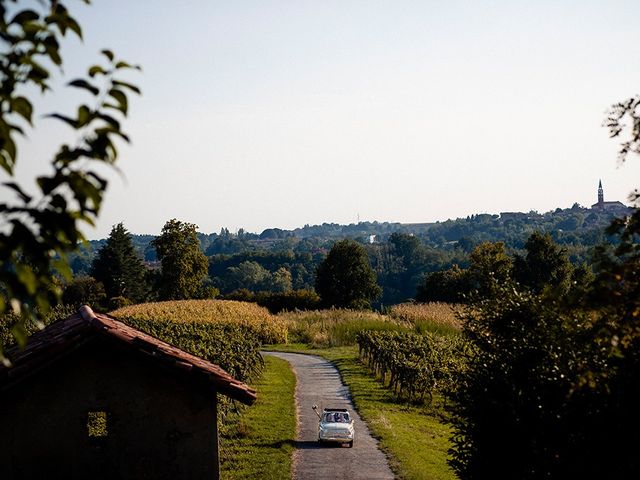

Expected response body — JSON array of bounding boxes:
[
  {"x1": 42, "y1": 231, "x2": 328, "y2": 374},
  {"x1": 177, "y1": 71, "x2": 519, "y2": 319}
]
[{"x1": 0, "y1": 306, "x2": 256, "y2": 405}]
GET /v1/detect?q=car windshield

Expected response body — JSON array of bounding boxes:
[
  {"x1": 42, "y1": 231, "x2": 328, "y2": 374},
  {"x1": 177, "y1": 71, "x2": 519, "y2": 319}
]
[{"x1": 324, "y1": 412, "x2": 350, "y2": 423}]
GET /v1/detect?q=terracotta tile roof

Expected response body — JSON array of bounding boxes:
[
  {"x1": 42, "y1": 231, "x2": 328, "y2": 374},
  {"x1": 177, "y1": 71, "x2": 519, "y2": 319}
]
[{"x1": 0, "y1": 306, "x2": 256, "y2": 405}]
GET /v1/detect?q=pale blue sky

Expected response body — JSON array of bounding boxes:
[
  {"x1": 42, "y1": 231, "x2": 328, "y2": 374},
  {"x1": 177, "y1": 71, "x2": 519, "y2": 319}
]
[{"x1": 11, "y1": 1, "x2": 640, "y2": 238}]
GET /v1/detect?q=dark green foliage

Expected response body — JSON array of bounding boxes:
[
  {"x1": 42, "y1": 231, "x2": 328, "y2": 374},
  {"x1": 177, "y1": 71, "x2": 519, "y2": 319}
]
[
  {"x1": 221, "y1": 289, "x2": 255, "y2": 303},
  {"x1": 209, "y1": 250, "x2": 319, "y2": 293},
  {"x1": 90, "y1": 223, "x2": 149, "y2": 304},
  {"x1": 448, "y1": 208, "x2": 640, "y2": 478},
  {"x1": 466, "y1": 241, "x2": 512, "y2": 298},
  {"x1": 153, "y1": 219, "x2": 209, "y2": 300},
  {"x1": 415, "y1": 241, "x2": 513, "y2": 302},
  {"x1": 315, "y1": 239, "x2": 382, "y2": 309},
  {"x1": 255, "y1": 289, "x2": 321, "y2": 314},
  {"x1": 579, "y1": 206, "x2": 640, "y2": 476},
  {"x1": 108, "y1": 296, "x2": 132, "y2": 310},
  {"x1": 61, "y1": 276, "x2": 106, "y2": 310},
  {"x1": 221, "y1": 289, "x2": 321, "y2": 314},
  {"x1": 513, "y1": 231, "x2": 574, "y2": 295},
  {"x1": 0, "y1": 0, "x2": 140, "y2": 356},
  {"x1": 416, "y1": 265, "x2": 468, "y2": 303},
  {"x1": 221, "y1": 261, "x2": 292, "y2": 293},
  {"x1": 417, "y1": 234, "x2": 580, "y2": 303},
  {"x1": 382, "y1": 233, "x2": 431, "y2": 303},
  {"x1": 448, "y1": 285, "x2": 592, "y2": 479}
]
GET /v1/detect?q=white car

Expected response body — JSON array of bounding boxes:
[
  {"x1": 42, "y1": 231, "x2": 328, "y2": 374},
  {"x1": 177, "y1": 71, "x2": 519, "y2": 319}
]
[{"x1": 312, "y1": 405, "x2": 355, "y2": 447}]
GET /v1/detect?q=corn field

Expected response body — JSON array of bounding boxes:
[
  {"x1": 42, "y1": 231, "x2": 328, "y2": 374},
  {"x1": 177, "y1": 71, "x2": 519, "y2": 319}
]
[
  {"x1": 110, "y1": 300, "x2": 287, "y2": 382},
  {"x1": 111, "y1": 299, "x2": 287, "y2": 344}
]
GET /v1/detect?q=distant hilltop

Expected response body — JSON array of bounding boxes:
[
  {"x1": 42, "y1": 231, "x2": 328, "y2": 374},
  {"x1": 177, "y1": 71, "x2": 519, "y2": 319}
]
[{"x1": 78, "y1": 181, "x2": 633, "y2": 270}]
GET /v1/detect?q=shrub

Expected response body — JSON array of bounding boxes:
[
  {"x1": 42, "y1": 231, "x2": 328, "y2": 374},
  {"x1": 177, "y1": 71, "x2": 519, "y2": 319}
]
[
  {"x1": 62, "y1": 276, "x2": 106, "y2": 311},
  {"x1": 255, "y1": 289, "x2": 321, "y2": 314},
  {"x1": 447, "y1": 282, "x2": 599, "y2": 479}
]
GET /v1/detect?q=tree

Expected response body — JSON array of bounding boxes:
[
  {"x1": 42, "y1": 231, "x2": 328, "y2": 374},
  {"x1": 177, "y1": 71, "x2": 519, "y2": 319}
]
[
  {"x1": 0, "y1": 1, "x2": 140, "y2": 354},
  {"x1": 152, "y1": 219, "x2": 208, "y2": 300},
  {"x1": 416, "y1": 264, "x2": 468, "y2": 303},
  {"x1": 61, "y1": 276, "x2": 106, "y2": 310},
  {"x1": 315, "y1": 239, "x2": 381, "y2": 309},
  {"x1": 386, "y1": 232, "x2": 428, "y2": 302},
  {"x1": 90, "y1": 223, "x2": 149, "y2": 303},
  {"x1": 467, "y1": 241, "x2": 512, "y2": 298},
  {"x1": 513, "y1": 231, "x2": 574, "y2": 295},
  {"x1": 225, "y1": 261, "x2": 270, "y2": 292},
  {"x1": 269, "y1": 267, "x2": 293, "y2": 293}
]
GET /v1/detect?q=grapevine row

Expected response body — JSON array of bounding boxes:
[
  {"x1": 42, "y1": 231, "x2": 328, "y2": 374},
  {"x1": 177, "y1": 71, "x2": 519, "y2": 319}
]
[{"x1": 357, "y1": 330, "x2": 467, "y2": 403}]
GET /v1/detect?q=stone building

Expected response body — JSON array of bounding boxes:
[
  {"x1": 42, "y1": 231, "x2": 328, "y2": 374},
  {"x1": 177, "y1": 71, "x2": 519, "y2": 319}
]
[
  {"x1": 0, "y1": 306, "x2": 256, "y2": 480},
  {"x1": 591, "y1": 179, "x2": 627, "y2": 211}
]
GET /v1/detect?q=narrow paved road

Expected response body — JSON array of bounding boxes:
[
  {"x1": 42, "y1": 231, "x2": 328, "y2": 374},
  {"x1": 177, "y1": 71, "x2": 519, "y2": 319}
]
[{"x1": 265, "y1": 352, "x2": 395, "y2": 480}]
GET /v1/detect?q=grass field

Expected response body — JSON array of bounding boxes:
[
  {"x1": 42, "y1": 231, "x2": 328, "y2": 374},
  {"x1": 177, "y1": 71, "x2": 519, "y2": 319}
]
[
  {"x1": 280, "y1": 308, "x2": 399, "y2": 347},
  {"x1": 219, "y1": 355, "x2": 297, "y2": 480},
  {"x1": 270, "y1": 344, "x2": 457, "y2": 480}
]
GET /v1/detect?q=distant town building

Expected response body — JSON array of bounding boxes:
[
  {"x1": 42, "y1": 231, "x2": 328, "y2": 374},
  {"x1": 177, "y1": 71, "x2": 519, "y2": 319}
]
[{"x1": 591, "y1": 180, "x2": 627, "y2": 212}]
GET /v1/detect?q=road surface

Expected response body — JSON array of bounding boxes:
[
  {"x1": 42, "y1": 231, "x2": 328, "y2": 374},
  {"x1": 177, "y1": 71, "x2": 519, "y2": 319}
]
[{"x1": 265, "y1": 352, "x2": 395, "y2": 480}]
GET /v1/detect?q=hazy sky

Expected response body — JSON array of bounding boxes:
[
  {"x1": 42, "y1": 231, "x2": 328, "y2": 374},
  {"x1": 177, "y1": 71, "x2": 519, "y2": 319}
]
[{"x1": 10, "y1": 0, "x2": 640, "y2": 238}]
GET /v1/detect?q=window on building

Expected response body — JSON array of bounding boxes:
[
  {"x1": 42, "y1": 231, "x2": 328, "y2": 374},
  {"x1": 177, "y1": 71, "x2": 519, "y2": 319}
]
[{"x1": 87, "y1": 411, "x2": 108, "y2": 437}]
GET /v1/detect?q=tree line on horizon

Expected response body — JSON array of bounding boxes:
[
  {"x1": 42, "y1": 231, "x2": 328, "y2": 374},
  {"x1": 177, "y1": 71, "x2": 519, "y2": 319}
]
[
  {"x1": 63, "y1": 197, "x2": 629, "y2": 312},
  {"x1": 64, "y1": 213, "x2": 604, "y2": 315}
]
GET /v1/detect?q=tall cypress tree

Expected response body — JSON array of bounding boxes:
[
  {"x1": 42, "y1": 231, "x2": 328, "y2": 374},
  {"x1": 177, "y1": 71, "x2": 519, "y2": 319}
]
[{"x1": 91, "y1": 223, "x2": 149, "y2": 303}]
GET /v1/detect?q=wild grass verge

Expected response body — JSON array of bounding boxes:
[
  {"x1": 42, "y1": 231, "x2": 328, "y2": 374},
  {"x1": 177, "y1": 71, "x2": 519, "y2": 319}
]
[
  {"x1": 279, "y1": 309, "x2": 406, "y2": 347},
  {"x1": 219, "y1": 355, "x2": 296, "y2": 480},
  {"x1": 388, "y1": 302, "x2": 462, "y2": 336}
]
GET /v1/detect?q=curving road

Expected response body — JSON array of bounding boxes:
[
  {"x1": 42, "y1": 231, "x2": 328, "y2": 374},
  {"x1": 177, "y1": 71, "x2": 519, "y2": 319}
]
[{"x1": 265, "y1": 352, "x2": 395, "y2": 480}]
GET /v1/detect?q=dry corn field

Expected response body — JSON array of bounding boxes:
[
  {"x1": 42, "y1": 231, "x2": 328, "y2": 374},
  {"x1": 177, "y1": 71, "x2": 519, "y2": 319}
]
[{"x1": 111, "y1": 299, "x2": 288, "y2": 343}]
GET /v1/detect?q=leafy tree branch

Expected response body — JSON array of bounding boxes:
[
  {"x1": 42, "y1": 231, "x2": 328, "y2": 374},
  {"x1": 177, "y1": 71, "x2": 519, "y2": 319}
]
[{"x1": 0, "y1": 0, "x2": 140, "y2": 359}]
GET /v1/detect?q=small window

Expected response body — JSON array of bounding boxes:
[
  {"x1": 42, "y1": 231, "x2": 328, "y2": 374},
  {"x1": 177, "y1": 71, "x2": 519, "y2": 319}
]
[{"x1": 87, "y1": 411, "x2": 108, "y2": 437}]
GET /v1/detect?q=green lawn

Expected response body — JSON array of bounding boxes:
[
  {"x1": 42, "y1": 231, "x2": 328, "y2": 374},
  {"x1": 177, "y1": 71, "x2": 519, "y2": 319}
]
[
  {"x1": 268, "y1": 344, "x2": 457, "y2": 480},
  {"x1": 219, "y1": 355, "x2": 296, "y2": 480}
]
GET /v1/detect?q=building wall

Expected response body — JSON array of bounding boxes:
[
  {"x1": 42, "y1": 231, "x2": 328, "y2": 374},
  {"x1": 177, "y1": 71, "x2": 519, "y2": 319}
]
[{"x1": 0, "y1": 337, "x2": 219, "y2": 480}]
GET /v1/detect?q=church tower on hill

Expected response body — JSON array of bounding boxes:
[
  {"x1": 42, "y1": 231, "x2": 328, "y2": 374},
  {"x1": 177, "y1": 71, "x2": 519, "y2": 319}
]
[
  {"x1": 591, "y1": 180, "x2": 627, "y2": 212},
  {"x1": 598, "y1": 179, "x2": 604, "y2": 204}
]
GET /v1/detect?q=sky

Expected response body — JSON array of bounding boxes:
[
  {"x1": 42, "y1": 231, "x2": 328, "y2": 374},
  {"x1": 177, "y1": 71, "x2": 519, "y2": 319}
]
[{"x1": 9, "y1": 0, "x2": 640, "y2": 239}]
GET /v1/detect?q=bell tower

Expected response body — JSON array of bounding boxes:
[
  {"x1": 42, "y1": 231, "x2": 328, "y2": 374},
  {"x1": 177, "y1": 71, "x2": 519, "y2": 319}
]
[{"x1": 598, "y1": 180, "x2": 604, "y2": 204}]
